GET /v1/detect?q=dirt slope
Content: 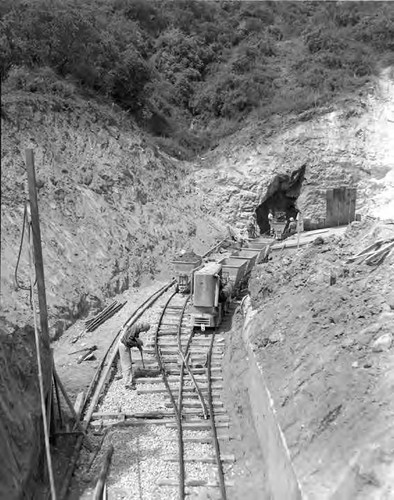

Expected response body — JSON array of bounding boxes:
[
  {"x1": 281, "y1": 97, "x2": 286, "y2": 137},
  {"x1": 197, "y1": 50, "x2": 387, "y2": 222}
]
[
  {"x1": 1, "y1": 85, "x2": 223, "y2": 336},
  {"x1": 249, "y1": 220, "x2": 394, "y2": 499}
]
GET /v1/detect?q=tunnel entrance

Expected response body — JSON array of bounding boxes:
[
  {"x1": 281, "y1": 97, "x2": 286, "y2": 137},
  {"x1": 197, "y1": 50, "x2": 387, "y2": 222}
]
[{"x1": 255, "y1": 164, "x2": 306, "y2": 234}]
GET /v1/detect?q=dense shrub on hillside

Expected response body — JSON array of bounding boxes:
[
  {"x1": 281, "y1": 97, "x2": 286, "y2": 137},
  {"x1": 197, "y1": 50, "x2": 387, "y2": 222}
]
[
  {"x1": 0, "y1": 3, "x2": 151, "y2": 110},
  {"x1": 1, "y1": 0, "x2": 394, "y2": 157}
]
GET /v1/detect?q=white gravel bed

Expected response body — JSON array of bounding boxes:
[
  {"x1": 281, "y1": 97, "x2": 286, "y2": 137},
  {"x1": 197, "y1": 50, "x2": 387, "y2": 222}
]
[
  {"x1": 83, "y1": 425, "x2": 182, "y2": 500},
  {"x1": 183, "y1": 441, "x2": 213, "y2": 457},
  {"x1": 98, "y1": 379, "x2": 169, "y2": 415}
]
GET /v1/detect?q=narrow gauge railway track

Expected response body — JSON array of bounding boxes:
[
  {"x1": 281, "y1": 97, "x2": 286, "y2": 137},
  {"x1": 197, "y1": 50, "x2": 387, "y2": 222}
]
[
  {"x1": 152, "y1": 291, "x2": 230, "y2": 499},
  {"x1": 60, "y1": 281, "x2": 176, "y2": 500}
]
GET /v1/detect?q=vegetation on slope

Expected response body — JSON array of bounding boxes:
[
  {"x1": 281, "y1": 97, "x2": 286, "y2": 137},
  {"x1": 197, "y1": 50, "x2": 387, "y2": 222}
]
[{"x1": 1, "y1": 0, "x2": 394, "y2": 159}]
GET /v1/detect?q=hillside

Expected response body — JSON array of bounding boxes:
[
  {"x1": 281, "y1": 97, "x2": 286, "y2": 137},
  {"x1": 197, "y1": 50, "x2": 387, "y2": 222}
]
[
  {"x1": 1, "y1": 79, "x2": 223, "y2": 336},
  {"x1": 1, "y1": 0, "x2": 394, "y2": 158}
]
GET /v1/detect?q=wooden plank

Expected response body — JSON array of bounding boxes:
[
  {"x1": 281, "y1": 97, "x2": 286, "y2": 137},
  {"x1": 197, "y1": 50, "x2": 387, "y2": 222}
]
[
  {"x1": 164, "y1": 435, "x2": 230, "y2": 443},
  {"x1": 133, "y1": 376, "x2": 223, "y2": 385},
  {"x1": 93, "y1": 445, "x2": 114, "y2": 500},
  {"x1": 165, "y1": 401, "x2": 223, "y2": 408},
  {"x1": 137, "y1": 387, "x2": 223, "y2": 395},
  {"x1": 90, "y1": 418, "x2": 175, "y2": 428},
  {"x1": 157, "y1": 479, "x2": 234, "y2": 488},
  {"x1": 163, "y1": 454, "x2": 235, "y2": 463},
  {"x1": 73, "y1": 391, "x2": 85, "y2": 420},
  {"x1": 169, "y1": 409, "x2": 228, "y2": 417},
  {"x1": 166, "y1": 422, "x2": 229, "y2": 430},
  {"x1": 92, "y1": 411, "x2": 172, "y2": 420}
]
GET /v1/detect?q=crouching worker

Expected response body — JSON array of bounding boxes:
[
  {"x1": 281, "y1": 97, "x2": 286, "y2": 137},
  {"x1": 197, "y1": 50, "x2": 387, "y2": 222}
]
[{"x1": 118, "y1": 322, "x2": 150, "y2": 390}]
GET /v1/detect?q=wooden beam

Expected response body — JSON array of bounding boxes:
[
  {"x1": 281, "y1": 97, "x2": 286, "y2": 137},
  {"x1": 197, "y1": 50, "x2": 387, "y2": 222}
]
[
  {"x1": 93, "y1": 445, "x2": 113, "y2": 500},
  {"x1": 25, "y1": 149, "x2": 50, "y2": 348}
]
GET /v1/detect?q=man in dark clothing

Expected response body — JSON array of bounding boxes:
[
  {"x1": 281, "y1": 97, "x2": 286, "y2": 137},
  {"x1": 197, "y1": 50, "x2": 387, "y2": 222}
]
[{"x1": 118, "y1": 322, "x2": 150, "y2": 389}]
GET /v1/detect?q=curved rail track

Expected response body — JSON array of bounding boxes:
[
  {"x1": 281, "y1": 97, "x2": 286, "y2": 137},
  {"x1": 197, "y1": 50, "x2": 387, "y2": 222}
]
[{"x1": 153, "y1": 291, "x2": 230, "y2": 499}]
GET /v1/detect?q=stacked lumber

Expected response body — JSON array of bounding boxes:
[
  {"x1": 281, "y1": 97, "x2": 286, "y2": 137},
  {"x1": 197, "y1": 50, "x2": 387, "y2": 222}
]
[
  {"x1": 346, "y1": 238, "x2": 394, "y2": 266},
  {"x1": 85, "y1": 301, "x2": 126, "y2": 332}
]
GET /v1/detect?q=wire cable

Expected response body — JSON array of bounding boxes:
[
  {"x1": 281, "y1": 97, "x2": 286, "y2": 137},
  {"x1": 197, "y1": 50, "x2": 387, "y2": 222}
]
[{"x1": 14, "y1": 202, "x2": 37, "y2": 306}]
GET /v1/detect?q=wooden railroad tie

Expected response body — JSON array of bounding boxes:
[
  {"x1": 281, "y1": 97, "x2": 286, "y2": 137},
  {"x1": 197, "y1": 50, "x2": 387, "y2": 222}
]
[
  {"x1": 90, "y1": 419, "x2": 175, "y2": 428},
  {"x1": 137, "y1": 387, "x2": 223, "y2": 395},
  {"x1": 164, "y1": 401, "x2": 223, "y2": 408},
  {"x1": 163, "y1": 435, "x2": 230, "y2": 443},
  {"x1": 163, "y1": 454, "x2": 235, "y2": 463},
  {"x1": 134, "y1": 376, "x2": 223, "y2": 385},
  {"x1": 157, "y1": 479, "x2": 234, "y2": 488},
  {"x1": 166, "y1": 421, "x2": 229, "y2": 430}
]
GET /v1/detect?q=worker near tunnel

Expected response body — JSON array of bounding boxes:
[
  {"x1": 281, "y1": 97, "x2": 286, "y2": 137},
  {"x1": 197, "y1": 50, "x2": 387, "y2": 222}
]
[
  {"x1": 118, "y1": 322, "x2": 150, "y2": 390},
  {"x1": 247, "y1": 214, "x2": 257, "y2": 239},
  {"x1": 268, "y1": 209, "x2": 274, "y2": 236},
  {"x1": 287, "y1": 217, "x2": 297, "y2": 235}
]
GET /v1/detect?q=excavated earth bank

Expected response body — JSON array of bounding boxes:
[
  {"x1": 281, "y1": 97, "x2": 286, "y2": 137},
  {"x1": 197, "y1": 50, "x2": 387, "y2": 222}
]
[
  {"x1": 0, "y1": 319, "x2": 51, "y2": 499},
  {"x1": 248, "y1": 220, "x2": 394, "y2": 499}
]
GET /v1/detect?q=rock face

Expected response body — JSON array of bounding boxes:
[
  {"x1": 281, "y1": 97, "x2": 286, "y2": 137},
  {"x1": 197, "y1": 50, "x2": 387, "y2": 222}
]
[{"x1": 193, "y1": 67, "x2": 394, "y2": 232}]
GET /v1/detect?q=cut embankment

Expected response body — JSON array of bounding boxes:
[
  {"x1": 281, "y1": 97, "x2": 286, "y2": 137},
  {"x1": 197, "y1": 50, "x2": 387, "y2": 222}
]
[{"x1": 241, "y1": 296, "x2": 303, "y2": 500}]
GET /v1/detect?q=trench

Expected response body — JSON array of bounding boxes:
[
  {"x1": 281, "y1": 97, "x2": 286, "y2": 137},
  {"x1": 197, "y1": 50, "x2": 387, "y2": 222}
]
[{"x1": 255, "y1": 165, "x2": 306, "y2": 235}]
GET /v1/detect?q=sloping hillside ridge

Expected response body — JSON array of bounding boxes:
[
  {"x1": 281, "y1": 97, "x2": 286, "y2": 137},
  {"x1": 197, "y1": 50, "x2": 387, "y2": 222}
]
[
  {"x1": 192, "y1": 67, "x2": 394, "y2": 227},
  {"x1": 1, "y1": 86, "x2": 223, "y2": 336}
]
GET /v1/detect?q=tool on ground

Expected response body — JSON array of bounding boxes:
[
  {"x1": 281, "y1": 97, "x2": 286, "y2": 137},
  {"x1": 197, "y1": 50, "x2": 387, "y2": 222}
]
[
  {"x1": 77, "y1": 346, "x2": 98, "y2": 364},
  {"x1": 137, "y1": 344, "x2": 145, "y2": 369}
]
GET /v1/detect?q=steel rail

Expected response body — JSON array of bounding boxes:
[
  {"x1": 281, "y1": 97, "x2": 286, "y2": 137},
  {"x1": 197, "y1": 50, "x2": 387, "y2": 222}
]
[
  {"x1": 207, "y1": 328, "x2": 227, "y2": 499},
  {"x1": 176, "y1": 298, "x2": 190, "y2": 410},
  {"x1": 178, "y1": 328, "x2": 209, "y2": 420},
  {"x1": 154, "y1": 292, "x2": 187, "y2": 500},
  {"x1": 59, "y1": 280, "x2": 175, "y2": 500}
]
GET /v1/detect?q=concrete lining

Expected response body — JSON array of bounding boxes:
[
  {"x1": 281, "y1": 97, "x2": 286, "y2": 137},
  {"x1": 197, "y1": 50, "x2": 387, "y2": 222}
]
[{"x1": 241, "y1": 296, "x2": 304, "y2": 500}]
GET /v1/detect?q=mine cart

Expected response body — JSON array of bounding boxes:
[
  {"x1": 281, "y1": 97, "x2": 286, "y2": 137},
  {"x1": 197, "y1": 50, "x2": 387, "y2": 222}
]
[
  {"x1": 245, "y1": 240, "x2": 267, "y2": 250},
  {"x1": 218, "y1": 257, "x2": 249, "y2": 296},
  {"x1": 171, "y1": 254, "x2": 202, "y2": 293},
  {"x1": 191, "y1": 262, "x2": 223, "y2": 330},
  {"x1": 271, "y1": 221, "x2": 287, "y2": 240},
  {"x1": 231, "y1": 249, "x2": 260, "y2": 272}
]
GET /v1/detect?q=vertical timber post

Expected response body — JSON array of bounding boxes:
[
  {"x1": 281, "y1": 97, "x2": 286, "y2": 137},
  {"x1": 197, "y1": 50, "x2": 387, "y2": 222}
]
[{"x1": 25, "y1": 149, "x2": 50, "y2": 349}]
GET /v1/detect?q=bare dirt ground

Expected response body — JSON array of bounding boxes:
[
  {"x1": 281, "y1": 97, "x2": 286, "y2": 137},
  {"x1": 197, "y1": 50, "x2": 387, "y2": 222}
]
[{"x1": 249, "y1": 220, "x2": 394, "y2": 499}]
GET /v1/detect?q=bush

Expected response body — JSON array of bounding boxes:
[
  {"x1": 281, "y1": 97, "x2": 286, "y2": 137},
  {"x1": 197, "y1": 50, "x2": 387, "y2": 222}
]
[{"x1": 1, "y1": 0, "x2": 393, "y2": 157}]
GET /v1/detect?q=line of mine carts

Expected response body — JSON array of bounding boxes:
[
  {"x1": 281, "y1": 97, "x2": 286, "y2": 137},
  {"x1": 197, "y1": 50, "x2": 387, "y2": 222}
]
[{"x1": 171, "y1": 238, "x2": 268, "y2": 331}]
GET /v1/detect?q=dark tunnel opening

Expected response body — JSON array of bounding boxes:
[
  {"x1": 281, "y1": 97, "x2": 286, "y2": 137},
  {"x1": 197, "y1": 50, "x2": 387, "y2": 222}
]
[{"x1": 255, "y1": 164, "x2": 306, "y2": 235}]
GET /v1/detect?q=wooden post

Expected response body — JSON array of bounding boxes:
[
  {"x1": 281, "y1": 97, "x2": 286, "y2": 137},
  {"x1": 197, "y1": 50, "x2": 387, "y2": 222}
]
[
  {"x1": 93, "y1": 445, "x2": 114, "y2": 500},
  {"x1": 53, "y1": 369, "x2": 94, "y2": 451},
  {"x1": 25, "y1": 149, "x2": 50, "y2": 349}
]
